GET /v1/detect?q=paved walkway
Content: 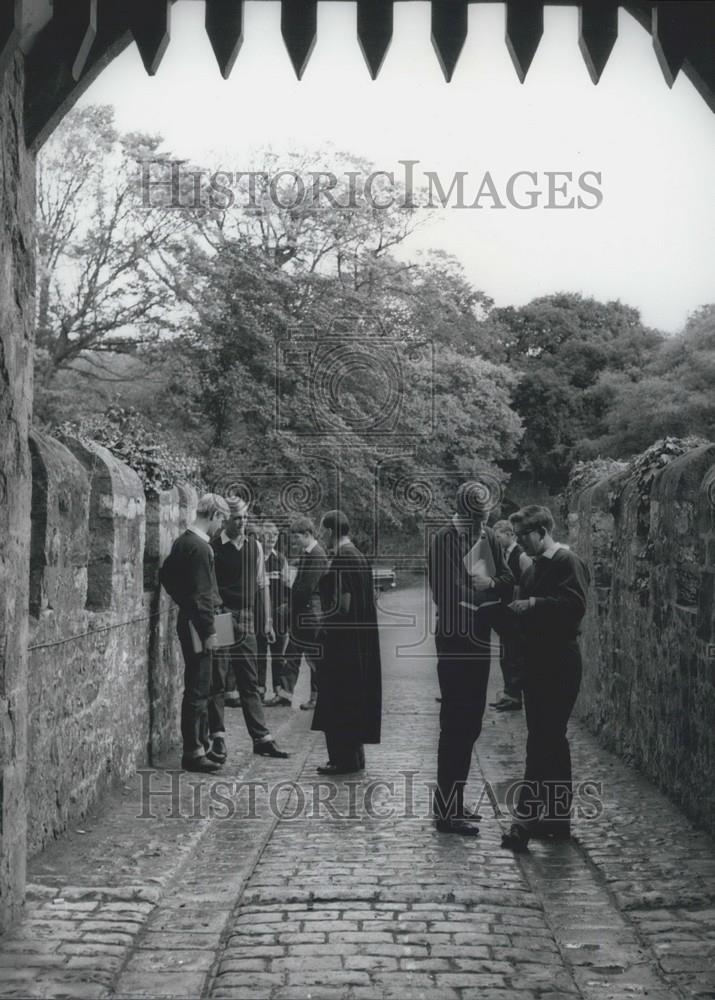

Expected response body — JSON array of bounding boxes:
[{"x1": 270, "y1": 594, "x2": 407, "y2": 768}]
[{"x1": 1, "y1": 585, "x2": 714, "y2": 999}]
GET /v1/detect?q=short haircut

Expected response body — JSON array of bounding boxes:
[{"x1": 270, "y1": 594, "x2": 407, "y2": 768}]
[
  {"x1": 290, "y1": 515, "x2": 315, "y2": 535},
  {"x1": 226, "y1": 495, "x2": 249, "y2": 515},
  {"x1": 321, "y1": 509, "x2": 349, "y2": 536},
  {"x1": 197, "y1": 493, "x2": 230, "y2": 519},
  {"x1": 493, "y1": 519, "x2": 514, "y2": 533},
  {"x1": 510, "y1": 505, "x2": 554, "y2": 536}
]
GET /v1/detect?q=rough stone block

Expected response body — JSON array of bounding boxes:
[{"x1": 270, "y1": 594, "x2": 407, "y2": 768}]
[
  {"x1": 29, "y1": 431, "x2": 90, "y2": 617},
  {"x1": 144, "y1": 488, "x2": 179, "y2": 592},
  {"x1": 63, "y1": 438, "x2": 145, "y2": 613}
]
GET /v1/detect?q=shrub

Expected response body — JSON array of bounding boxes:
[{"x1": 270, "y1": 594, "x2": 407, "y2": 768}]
[{"x1": 55, "y1": 406, "x2": 205, "y2": 496}]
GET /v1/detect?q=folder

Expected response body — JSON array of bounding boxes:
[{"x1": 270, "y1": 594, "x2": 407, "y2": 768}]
[
  {"x1": 188, "y1": 612, "x2": 235, "y2": 654},
  {"x1": 462, "y1": 532, "x2": 499, "y2": 609},
  {"x1": 460, "y1": 598, "x2": 501, "y2": 613},
  {"x1": 463, "y1": 532, "x2": 497, "y2": 579}
]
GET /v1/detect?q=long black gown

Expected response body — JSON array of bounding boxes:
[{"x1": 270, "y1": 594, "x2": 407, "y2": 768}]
[{"x1": 312, "y1": 540, "x2": 382, "y2": 768}]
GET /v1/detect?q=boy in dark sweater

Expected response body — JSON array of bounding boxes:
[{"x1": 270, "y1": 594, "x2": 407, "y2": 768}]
[
  {"x1": 428, "y1": 481, "x2": 514, "y2": 836},
  {"x1": 501, "y1": 505, "x2": 590, "y2": 850},
  {"x1": 159, "y1": 493, "x2": 229, "y2": 772},
  {"x1": 210, "y1": 497, "x2": 289, "y2": 761}
]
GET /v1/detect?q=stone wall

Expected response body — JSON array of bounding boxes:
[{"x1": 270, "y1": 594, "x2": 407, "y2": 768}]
[
  {"x1": 0, "y1": 53, "x2": 35, "y2": 929},
  {"x1": 571, "y1": 444, "x2": 715, "y2": 835},
  {"x1": 27, "y1": 431, "x2": 196, "y2": 856}
]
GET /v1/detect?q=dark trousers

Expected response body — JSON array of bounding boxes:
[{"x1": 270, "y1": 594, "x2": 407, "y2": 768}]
[
  {"x1": 177, "y1": 615, "x2": 211, "y2": 760},
  {"x1": 499, "y1": 629, "x2": 525, "y2": 702},
  {"x1": 433, "y1": 632, "x2": 491, "y2": 819},
  {"x1": 488, "y1": 604, "x2": 524, "y2": 702},
  {"x1": 257, "y1": 629, "x2": 289, "y2": 692},
  {"x1": 325, "y1": 731, "x2": 365, "y2": 771},
  {"x1": 515, "y1": 641, "x2": 582, "y2": 825},
  {"x1": 208, "y1": 628, "x2": 271, "y2": 744},
  {"x1": 281, "y1": 623, "x2": 320, "y2": 696}
]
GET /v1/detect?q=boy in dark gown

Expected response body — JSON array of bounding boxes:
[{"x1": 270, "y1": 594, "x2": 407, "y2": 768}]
[{"x1": 312, "y1": 510, "x2": 382, "y2": 775}]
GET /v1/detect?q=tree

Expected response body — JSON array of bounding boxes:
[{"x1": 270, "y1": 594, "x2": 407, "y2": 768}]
[
  {"x1": 158, "y1": 148, "x2": 424, "y2": 311},
  {"x1": 36, "y1": 127, "x2": 525, "y2": 538},
  {"x1": 34, "y1": 105, "x2": 186, "y2": 419},
  {"x1": 145, "y1": 228, "x2": 522, "y2": 541},
  {"x1": 581, "y1": 304, "x2": 715, "y2": 457},
  {"x1": 490, "y1": 293, "x2": 664, "y2": 488}
]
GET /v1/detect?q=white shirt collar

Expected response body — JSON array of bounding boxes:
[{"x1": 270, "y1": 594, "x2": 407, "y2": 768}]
[
  {"x1": 337, "y1": 537, "x2": 351, "y2": 549},
  {"x1": 188, "y1": 525, "x2": 210, "y2": 544},
  {"x1": 505, "y1": 541, "x2": 517, "y2": 557},
  {"x1": 304, "y1": 538, "x2": 317, "y2": 553},
  {"x1": 541, "y1": 541, "x2": 564, "y2": 559},
  {"x1": 221, "y1": 530, "x2": 245, "y2": 550}
]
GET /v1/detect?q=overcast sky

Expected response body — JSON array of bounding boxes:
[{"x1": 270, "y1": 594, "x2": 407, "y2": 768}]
[{"x1": 78, "y1": 1, "x2": 715, "y2": 333}]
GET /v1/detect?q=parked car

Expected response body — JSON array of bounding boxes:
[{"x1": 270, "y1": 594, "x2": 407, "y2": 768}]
[{"x1": 372, "y1": 565, "x2": 397, "y2": 593}]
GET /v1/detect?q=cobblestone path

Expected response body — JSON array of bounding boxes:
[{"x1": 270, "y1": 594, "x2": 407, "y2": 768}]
[{"x1": 1, "y1": 585, "x2": 713, "y2": 999}]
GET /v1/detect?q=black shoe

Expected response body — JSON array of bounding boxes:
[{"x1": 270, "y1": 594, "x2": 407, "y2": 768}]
[
  {"x1": 501, "y1": 823, "x2": 530, "y2": 852},
  {"x1": 495, "y1": 698, "x2": 522, "y2": 712},
  {"x1": 458, "y1": 807, "x2": 483, "y2": 822},
  {"x1": 300, "y1": 698, "x2": 317, "y2": 710},
  {"x1": 181, "y1": 755, "x2": 222, "y2": 773},
  {"x1": 224, "y1": 694, "x2": 242, "y2": 708},
  {"x1": 435, "y1": 818, "x2": 480, "y2": 837},
  {"x1": 316, "y1": 763, "x2": 363, "y2": 776},
  {"x1": 263, "y1": 695, "x2": 291, "y2": 707},
  {"x1": 207, "y1": 737, "x2": 227, "y2": 765},
  {"x1": 254, "y1": 740, "x2": 290, "y2": 758}
]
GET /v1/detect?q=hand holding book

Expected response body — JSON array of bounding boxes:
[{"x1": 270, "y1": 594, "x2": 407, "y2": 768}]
[
  {"x1": 188, "y1": 611, "x2": 235, "y2": 654},
  {"x1": 463, "y1": 532, "x2": 496, "y2": 599}
]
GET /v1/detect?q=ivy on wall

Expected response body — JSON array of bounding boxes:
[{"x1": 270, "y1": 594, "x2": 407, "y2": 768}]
[
  {"x1": 563, "y1": 436, "x2": 710, "y2": 601},
  {"x1": 560, "y1": 457, "x2": 629, "y2": 522},
  {"x1": 55, "y1": 407, "x2": 206, "y2": 497}
]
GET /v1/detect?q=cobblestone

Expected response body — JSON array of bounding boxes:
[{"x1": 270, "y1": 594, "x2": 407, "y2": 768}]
[{"x1": 0, "y1": 585, "x2": 713, "y2": 997}]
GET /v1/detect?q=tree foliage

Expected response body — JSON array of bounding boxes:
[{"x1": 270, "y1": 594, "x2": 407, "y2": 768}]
[
  {"x1": 486, "y1": 293, "x2": 665, "y2": 488},
  {"x1": 146, "y1": 234, "x2": 522, "y2": 535},
  {"x1": 56, "y1": 406, "x2": 204, "y2": 496},
  {"x1": 580, "y1": 304, "x2": 715, "y2": 458},
  {"x1": 34, "y1": 105, "x2": 187, "y2": 419},
  {"x1": 34, "y1": 107, "x2": 713, "y2": 518}
]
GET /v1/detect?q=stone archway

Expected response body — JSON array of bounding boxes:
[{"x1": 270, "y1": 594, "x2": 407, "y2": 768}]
[{"x1": 0, "y1": 0, "x2": 713, "y2": 930}]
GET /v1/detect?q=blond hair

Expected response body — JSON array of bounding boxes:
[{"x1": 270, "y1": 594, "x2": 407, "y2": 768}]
[{"x1": 196, "y1": 493, "x2": 230, "y2": 519}]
